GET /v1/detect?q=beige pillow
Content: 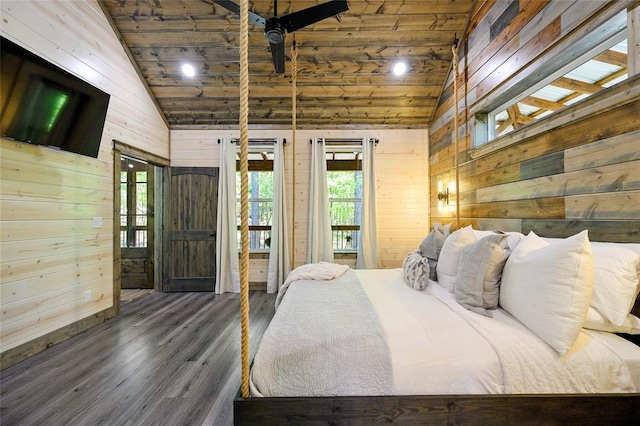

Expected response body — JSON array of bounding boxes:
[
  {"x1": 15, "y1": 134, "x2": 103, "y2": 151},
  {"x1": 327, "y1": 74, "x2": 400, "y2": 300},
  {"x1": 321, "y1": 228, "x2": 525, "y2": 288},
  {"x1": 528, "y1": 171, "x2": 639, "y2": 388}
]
[
  {"x1": 455, "y1": 233, "x2": 510, "y2": 316},
  {"x1": 500, "y1": 230, "x2": 593, "y2": 355},
  {"x1": 436, "y1": 225, "x2": 477, "y2": 291}
]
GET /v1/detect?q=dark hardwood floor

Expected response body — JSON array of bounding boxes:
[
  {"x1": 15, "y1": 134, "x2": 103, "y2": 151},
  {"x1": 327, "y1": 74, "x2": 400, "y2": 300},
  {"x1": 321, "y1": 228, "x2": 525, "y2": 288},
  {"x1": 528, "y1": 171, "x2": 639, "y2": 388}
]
[{"x1": 0, "y1": 291, "x2": 276, "y2": 425}]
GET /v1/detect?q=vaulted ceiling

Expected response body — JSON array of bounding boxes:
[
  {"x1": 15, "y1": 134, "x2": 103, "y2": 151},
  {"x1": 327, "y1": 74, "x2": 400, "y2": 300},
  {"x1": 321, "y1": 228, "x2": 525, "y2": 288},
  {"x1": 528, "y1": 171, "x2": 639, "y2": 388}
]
[{"x1": 100, "y1": 0, "x2": 476, "y2": 128}]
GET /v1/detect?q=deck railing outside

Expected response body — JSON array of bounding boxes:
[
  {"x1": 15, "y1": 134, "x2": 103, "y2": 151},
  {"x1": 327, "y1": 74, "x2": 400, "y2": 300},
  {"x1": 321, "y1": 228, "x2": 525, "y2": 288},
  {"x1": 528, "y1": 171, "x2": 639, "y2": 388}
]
[{"x1": 236, "y1": 225, "x2": 359, "y2": 253}]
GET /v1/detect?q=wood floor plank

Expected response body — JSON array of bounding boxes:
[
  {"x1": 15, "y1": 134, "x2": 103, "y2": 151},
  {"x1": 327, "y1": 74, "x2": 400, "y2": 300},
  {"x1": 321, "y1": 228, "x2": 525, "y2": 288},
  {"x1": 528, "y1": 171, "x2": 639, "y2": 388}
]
[{"x1": 0, "y1": 291, "x2": 276, "y2": 426}]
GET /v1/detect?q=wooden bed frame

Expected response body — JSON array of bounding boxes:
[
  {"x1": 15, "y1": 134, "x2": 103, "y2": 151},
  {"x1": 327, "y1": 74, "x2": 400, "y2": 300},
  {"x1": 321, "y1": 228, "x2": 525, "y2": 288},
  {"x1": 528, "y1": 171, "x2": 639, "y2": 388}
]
[
  {"x1": 235, "y1": 393, "x2": 640, "y2": 425},
  {"x1": 234, "y1": 277, "x2": 640, "y2": 425}
]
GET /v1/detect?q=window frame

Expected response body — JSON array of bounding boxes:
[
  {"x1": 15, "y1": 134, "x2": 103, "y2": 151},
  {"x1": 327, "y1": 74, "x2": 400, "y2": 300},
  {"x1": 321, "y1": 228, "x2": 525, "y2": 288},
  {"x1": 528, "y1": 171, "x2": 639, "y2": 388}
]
[
  {"x1": 120, "y1": 157, "x2": 148, "y2": 248},
  {"x1": 485, "y1": 32, "x2": 627, "y2": 143},
  {"x1": 325, "y1": 146, "x2": 363, "y2": 254},
  {"x1": 470, "y1": 6, "x2": 628, "y2": 156},
  {"x1": 235, "y1": 145, "x2": 275, "y2": 254}
]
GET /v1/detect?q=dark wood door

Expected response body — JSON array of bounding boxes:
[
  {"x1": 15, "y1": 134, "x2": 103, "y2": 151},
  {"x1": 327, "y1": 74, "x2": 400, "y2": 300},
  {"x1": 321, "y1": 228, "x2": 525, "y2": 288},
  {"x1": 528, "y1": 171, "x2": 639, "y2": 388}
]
[{"x1": 165, "y1": 167, "x2": 218, "y2": 292}]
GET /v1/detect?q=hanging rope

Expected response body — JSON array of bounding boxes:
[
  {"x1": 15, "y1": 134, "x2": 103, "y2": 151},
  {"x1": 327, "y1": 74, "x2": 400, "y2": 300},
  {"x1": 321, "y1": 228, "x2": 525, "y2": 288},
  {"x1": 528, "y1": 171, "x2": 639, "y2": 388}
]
[
  {"x1": 239, "y1": 0, "x2": 251, "y2": 399},
  {"x1": 290, "y1": 37, "x2": 298, "y2": 267},
  {"x1": 452, "y1": 38, "x2": 461, "y2": 229}
]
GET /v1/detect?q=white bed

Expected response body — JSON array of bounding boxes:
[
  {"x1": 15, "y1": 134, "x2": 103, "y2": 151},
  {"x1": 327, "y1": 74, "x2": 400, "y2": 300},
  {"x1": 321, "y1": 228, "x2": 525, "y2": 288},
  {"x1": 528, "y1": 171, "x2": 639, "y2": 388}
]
[{"x1": 250, "y1": 268, "x2": 640, "y2": 397}]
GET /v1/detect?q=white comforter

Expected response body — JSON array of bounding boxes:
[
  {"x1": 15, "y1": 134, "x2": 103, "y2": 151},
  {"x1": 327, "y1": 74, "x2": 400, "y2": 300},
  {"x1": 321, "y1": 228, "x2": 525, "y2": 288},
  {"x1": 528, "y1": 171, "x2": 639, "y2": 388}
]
[{"x1": 251, "y1": 268, "x2": 639, "y2": 396}]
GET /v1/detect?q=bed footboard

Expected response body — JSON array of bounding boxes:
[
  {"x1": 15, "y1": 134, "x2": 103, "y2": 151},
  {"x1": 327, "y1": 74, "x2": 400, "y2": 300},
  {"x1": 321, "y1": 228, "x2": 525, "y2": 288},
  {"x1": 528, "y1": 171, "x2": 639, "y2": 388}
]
[{"x1": 234, "y1": 393, "x2": 640, "y2": 425}]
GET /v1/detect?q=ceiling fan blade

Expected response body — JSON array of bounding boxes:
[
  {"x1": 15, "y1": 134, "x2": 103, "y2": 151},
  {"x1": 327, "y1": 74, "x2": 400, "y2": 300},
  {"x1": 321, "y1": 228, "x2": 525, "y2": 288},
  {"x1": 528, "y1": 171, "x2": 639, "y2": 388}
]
[
  {"x1": 212, "y1": 0, "x2": 266, "y2": 27},
  {"x1": 279, "y1": 0, "x2": 349, "y2": 33},
  {"x1": 269, "y1": 41, "x2": 285, "y2": 74}
]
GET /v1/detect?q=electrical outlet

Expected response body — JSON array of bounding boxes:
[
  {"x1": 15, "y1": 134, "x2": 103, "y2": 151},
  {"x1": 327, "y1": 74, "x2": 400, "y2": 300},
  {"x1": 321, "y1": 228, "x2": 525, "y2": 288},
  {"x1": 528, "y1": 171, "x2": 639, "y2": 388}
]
[
  {"x1": 92, "y1": 217, "x2": 103, "y2": 229},
  {"x1": 84, "y1": 290, "x2": 92, "y2": 302}
]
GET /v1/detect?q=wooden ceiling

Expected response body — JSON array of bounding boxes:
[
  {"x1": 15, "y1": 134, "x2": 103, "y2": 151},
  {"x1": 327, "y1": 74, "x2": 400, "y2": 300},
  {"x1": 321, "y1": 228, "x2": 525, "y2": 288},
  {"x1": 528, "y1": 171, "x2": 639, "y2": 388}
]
[{"x1": 100, "y1": 0, "x2": 475, "y2": 128}]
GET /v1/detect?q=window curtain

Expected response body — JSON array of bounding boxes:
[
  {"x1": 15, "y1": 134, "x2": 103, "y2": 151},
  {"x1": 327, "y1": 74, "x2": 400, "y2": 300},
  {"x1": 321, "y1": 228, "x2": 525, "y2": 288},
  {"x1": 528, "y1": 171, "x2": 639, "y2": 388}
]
[
  {"x1": 215, "y1": 138, "x2": 240, "y2": 294},
  {"x1": 267, "y1": 139, "x2": 291, "y2": 293},
  {"x1": 307, "y1": 138, "x2": 334, "y2": 263},
  {"x1": 356, "y1": 138, "x2": 379, "y2": 269}
]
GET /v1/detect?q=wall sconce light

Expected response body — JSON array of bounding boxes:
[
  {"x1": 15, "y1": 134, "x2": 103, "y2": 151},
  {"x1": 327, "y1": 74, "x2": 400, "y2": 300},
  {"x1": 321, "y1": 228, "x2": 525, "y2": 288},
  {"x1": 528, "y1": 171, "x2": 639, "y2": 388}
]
[{"x1": 437, "y1": 187, "x2": 449, "y2": 205}]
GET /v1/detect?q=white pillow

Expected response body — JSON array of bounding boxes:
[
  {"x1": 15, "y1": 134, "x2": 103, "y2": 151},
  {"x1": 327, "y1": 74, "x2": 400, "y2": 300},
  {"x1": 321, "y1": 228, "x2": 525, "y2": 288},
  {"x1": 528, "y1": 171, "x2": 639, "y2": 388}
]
[
  {"x1": 589, "y1": 242, "x2": 640, "y2": 326},
  {"x1": 500, "y1": 230, "x2": 594, "y2": 355},
  {"x1": 436, "y1": 225, "x2": 476, "y2": 291},
  {"x1": 583, "y1": 307, "x2": 640, "y2": 334}
]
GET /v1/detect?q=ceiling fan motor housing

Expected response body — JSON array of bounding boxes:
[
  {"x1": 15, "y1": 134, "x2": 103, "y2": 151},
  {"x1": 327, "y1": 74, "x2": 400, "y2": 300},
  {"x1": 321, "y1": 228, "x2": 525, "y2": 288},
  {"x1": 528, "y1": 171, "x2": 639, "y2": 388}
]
[{"x1": 265, "y1": 18, "x2": 285, "y2": 44}]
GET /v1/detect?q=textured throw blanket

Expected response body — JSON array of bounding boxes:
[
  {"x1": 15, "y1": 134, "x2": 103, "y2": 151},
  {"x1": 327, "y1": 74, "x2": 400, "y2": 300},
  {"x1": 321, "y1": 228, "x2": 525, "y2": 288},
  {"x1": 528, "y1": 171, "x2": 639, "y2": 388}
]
[
  {"x1": 275, "y1": 262, "x2": 349, "y2": 309},
  {"x1": 251, "y1": 269, "x2": 395, "y2": 397}
]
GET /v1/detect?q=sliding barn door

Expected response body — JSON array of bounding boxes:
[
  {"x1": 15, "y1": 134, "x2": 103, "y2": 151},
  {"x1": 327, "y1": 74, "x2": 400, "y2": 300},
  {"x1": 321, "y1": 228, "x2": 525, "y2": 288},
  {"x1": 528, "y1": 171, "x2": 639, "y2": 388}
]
[{"x1": 165, "y1": 167, "x2": 218, "y2": 292}]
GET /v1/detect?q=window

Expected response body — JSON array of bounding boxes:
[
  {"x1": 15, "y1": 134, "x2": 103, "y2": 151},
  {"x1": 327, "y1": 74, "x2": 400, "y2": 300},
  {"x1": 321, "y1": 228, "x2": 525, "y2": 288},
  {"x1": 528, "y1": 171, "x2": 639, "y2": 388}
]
[
  {"x1": 236, "y1": 146, "x2": 274, "y2": 252},
  {"x1": 488, "y1": 36, "x2": 627, "y2": 140},
  {"x1": 474, "y1": 10, "x2": 629, "y2": 147},
  {"x1": 328, "y1": 170, "x2": 362, "y2": 252},
  {"x1": 325, "y1": 144, "x2": 362, "y2": 253},
  {"x1": 120, "y1": 156, "x2": 148, "y2": 248}
]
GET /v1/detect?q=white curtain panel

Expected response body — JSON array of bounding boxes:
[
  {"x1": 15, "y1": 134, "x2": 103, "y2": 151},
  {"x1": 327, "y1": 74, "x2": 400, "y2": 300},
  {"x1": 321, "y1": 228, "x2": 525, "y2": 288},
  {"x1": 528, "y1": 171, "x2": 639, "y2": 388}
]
[
  {"x1": 307, "y1": 138, "x2": 335, "y2": 263},
  {"x1": 267, "y1": 139, "x2": 291, "y2": 293},
  {"x1": 215, "y1": 138, "x2": 240, "y2": 294},
  {"x1": 356, "y1": 138, "x2": 380, "y2": 269}
]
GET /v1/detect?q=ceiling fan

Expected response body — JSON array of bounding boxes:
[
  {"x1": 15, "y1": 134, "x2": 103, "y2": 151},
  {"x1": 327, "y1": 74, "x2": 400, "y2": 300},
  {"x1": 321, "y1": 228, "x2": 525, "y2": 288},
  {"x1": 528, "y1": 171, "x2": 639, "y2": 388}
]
[{"x1": 212, "y1": 0, "x2": 349, "y2": 74}]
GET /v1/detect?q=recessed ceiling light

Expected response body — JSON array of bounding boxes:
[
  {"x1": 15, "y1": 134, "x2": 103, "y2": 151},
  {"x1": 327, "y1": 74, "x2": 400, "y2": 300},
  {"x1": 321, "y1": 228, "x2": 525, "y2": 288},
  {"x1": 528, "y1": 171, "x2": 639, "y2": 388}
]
[
  {"x1": 393, "y1": 61, "x2": 407, "y2": 76},
  {"x1": 182, "y1": 63, "x2": 196, "y2": 77}
]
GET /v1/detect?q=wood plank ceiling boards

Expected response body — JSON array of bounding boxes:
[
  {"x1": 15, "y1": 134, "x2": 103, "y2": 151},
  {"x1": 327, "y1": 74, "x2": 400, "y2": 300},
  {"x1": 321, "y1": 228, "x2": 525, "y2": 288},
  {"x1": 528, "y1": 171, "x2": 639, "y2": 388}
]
[
  {"x1": 101, "y1": 1, "x2": 627, "y2": 129},
  {"x1": 100, "y1": 0, "x2": 476, "y2": 128}
]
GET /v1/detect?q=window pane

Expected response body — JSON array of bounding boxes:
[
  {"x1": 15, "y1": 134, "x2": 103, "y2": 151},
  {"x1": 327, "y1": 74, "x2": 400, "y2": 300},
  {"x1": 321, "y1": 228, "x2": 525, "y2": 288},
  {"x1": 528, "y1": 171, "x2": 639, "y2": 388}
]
[
  {"x1": 135, "y1": 215, "x2": 147, "y2": 227},
  {"x1": 236, "y1": 170, "x2": 274, "y2": 252},
  {"x1": 249, "y1": 200, "x2": 272, "y2": 225},
  {"x1": 329, "y1": 200, "x2": 361, "y2": 226},
  {"x1": 120, "y1": 183, "x2": 127, "y2": 215},
  {"x1": 136, "y1": 181, "x2": 147, "y2": 215},
  {"x1": 327, "y1": 171, "x2": 362, "y2": 198},
  {"x1": 327, "y1": 171, "x2": 362, "y2": 226},
  {"x1": 490, "y1": 35, "x2": 627, "y2": 140}
]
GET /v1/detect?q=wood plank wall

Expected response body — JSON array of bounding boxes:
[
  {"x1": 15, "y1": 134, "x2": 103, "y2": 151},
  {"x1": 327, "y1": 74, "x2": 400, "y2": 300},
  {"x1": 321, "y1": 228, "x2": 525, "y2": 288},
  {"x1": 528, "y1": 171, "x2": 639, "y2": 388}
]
[
  {"x1": 170, "y1": 128, "x2": 429, "y2": 285},
  {"x1": 429, "y1": 0, "x2": 640, "y2": 243},
  {"x1": 0, "y1": 0, "x2": 169, "y2": 359}
]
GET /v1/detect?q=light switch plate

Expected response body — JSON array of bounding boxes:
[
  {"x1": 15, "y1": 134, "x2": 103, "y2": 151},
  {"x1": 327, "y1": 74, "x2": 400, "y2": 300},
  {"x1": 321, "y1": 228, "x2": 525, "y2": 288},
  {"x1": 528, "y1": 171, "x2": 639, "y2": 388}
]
[{"x1": 92, "y1": 217, "x2": 103, "y2": 229}]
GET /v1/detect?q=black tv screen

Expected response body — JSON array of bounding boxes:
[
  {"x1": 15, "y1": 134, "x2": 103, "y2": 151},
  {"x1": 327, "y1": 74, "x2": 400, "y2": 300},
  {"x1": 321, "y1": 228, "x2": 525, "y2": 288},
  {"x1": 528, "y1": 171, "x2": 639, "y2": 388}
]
[{"x1": 1, "y1": 37, "x2": 110, "y2": 158}]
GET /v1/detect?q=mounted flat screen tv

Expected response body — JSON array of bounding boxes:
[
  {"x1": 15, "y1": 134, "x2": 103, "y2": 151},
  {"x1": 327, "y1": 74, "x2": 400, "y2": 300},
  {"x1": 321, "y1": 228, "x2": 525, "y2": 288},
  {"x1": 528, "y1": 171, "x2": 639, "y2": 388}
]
[{"x1": 1, "y1": 37, "x2": 110, "y2": 158}]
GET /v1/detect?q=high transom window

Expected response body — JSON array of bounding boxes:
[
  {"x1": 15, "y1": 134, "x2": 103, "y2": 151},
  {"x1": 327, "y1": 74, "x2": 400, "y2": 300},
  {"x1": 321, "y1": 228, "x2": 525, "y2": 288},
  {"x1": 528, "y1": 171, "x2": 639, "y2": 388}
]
[{"x1": 488, "y1": 34, "x2": 628, "y2": 141}]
